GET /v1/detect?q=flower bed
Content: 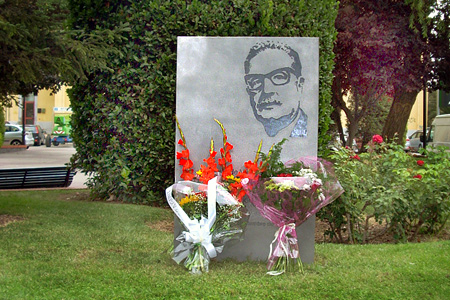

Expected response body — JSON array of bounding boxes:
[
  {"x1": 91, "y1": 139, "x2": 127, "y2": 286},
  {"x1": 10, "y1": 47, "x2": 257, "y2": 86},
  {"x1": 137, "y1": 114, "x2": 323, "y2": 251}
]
[{"x1": 320, "y1": 135, "x2": 450, "y2": 243}]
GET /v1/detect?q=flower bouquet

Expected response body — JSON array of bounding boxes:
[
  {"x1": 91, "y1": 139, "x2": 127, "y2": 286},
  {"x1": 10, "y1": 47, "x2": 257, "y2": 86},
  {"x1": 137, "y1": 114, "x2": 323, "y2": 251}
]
[
  {"x1": 242, "y1": 140, "x2": 344, "y2": 275},
  {"x1": 166, "y1": 176, "x2": 246, "y2": 274},
  {"x1": 166, "y1": 118, "x2": 251, "y2": 274}
]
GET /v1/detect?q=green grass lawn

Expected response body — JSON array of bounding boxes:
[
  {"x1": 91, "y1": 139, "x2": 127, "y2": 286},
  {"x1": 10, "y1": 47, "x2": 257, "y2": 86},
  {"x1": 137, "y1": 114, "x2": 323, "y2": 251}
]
[{"x1": 0, "y1": 190, "x2": 449, "y2": 300}]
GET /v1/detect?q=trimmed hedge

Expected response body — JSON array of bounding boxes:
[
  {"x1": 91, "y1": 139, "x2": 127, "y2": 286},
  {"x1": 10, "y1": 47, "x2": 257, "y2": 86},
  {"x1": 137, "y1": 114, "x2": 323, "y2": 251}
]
[{"x1": 68, "y1": 0, "x2": 338, "y2": 204}]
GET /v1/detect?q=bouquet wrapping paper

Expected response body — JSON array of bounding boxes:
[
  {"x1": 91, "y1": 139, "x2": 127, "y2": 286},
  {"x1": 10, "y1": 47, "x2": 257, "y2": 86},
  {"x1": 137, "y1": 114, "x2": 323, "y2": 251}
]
[{"x1": 243, "y1": 158, "x2": 344, "y2": 275}]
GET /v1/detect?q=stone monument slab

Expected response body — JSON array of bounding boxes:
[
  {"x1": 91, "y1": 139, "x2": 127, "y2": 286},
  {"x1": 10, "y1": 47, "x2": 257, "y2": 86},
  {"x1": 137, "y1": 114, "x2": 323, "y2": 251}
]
[{"x1": 175, "y1": 37, "x2": 319, "y2": 263}]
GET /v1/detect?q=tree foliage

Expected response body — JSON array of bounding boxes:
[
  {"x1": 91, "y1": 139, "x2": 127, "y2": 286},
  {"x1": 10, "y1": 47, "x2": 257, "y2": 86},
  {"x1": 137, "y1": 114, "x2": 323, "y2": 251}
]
[
  {"x1": 331, "y1": 0, "x2": 428, "y2": 146},
  {"x1": 68, "y1": 0, "x2": 339, "y2": 204},
  {"x1": 382, "y1": 0, "x2": 450, "y2": 141},
  {"x1": 0, "y1": 0, "x2": 123, "y2": 107},
  {"x1": 425, "y1": 0, "x2": 450, "y2": 92},
  {"x1": 1, "y1": 0, "x2": 62, "y2": 104}
]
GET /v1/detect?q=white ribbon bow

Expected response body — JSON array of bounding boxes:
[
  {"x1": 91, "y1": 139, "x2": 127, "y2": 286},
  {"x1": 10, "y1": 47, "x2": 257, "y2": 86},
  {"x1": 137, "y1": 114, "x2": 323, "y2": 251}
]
[{"x1": 166, "y1": 177, "x2": 218, "y2": 260}]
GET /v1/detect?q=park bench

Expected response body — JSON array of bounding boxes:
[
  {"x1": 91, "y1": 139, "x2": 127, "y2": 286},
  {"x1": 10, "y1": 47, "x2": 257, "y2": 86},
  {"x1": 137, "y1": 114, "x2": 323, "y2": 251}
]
[{"x1": 0, "y1": 166, "x2": 76, "y2": 189}]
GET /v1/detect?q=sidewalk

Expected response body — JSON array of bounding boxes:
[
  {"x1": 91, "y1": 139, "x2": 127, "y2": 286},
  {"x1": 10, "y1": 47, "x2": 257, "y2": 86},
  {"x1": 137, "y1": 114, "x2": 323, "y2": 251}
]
[{"x1": 0, "y1": 144, "x2": 90, "y2": 189}]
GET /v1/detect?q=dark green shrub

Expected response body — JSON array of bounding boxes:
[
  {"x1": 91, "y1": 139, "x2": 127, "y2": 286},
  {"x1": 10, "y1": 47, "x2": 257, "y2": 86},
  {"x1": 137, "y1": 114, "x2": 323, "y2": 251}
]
[{"x1": 68, "y1": 0, "x2": 338, "y2": 204}]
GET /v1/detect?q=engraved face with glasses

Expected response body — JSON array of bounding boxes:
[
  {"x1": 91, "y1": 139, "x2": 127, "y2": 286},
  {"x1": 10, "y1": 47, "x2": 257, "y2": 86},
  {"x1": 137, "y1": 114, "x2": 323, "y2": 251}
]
[
  {"x1": 244, "y1": 44, "x2": 305, "y2": 137},
  {"x1": 245, "y1": 67, "x2": 296, "y2": 94}
]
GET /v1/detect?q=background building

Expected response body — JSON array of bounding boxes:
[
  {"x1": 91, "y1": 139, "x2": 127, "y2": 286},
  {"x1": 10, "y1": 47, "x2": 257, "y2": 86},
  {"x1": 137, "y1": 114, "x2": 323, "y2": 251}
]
[{"x1": 5, "y1": 86, "x2": 71, "y2": 134}]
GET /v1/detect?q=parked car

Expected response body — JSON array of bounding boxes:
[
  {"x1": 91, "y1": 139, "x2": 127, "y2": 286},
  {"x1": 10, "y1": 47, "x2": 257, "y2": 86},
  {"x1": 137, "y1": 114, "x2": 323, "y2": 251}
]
[
  {"x1": 25, "y1": 125, "x2": 46, "y2": 146},
  {"x1": 3, "y1": 124, "x2": 34, "y2": 147},
  {"x1": 405, "y1": 130, "x2": 426, "y2": 152},
  {"x1": 424, "y1": 114, "x2": 450, "y2": 151}
]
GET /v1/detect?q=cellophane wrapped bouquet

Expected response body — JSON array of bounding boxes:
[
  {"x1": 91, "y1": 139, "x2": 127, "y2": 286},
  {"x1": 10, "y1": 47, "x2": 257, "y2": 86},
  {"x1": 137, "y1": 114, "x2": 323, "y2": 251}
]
[
  {"x1": 242, "y1": 139, "x2": 344, "y2": 275},
  {"x1": 166, "y1": 118, "x2": 253, "y2": 274}
]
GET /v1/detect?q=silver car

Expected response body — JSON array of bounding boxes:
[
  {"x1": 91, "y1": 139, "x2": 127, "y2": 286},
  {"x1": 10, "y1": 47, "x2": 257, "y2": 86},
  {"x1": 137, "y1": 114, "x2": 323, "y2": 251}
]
[
  {"x1": 3, "y1": 124, "x2": 34, "y2": 147},
  {"x1": 406, "y1": 130, "x2": 426, "y2": 153}
]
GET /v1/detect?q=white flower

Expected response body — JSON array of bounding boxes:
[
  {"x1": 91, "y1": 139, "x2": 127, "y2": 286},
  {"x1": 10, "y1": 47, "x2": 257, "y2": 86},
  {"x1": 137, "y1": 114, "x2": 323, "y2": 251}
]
[
  {"x1": 293, "y1": 168, "x2": 321, "y2": 186},
  {"x1": 301, "y1": 184, "x2": 311, "y2": 191},
  {"x1": 312, "y1": 178, "x2": 322, "y2": 186},
  {"x1": 181, "y1": 186, "x2": 193, "y2": 195},
  {"x1": 318, "y1": 193, "x2": 325, "y2": 201}
]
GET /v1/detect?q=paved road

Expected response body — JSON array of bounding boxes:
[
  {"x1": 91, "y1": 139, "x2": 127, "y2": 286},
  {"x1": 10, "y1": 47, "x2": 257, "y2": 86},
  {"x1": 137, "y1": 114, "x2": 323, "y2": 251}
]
[{"x1": 0, "y1": 144, "x2": 90, "y2": 189}]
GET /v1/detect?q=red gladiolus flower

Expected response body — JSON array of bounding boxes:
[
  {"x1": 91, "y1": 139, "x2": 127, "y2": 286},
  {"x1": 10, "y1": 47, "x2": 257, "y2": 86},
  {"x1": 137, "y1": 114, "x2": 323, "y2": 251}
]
[
  {"x1": 222, "y1": 164, "x2": 233, "y2": 179},
  {"x1": 417, "y1": 160, "x2": 424, "y2": 166},
  {"x1": 237, "y1": 170, "x2": 257, "y2": 182},
  {"x1": 224, "y1": 142, "x2": 233, "y2": 152},
  {"x1": 235, "y1": 190, "x2": 246, "y2": 202},
  {"x1": 351, "y1": 155, "x2": 360, "y2": 160},
  {"x1": 225, "y1": 151, "x2": 232, "y2": 163},
  {"x1": 413, "y1": 174, "x2": 422, "y2": 180},
  {"x1": 372, "y1": 135, "x2": 383, "y2": 144},
  {"x1": 244, "y1": 160, "x2": 259, "y2": 173},
  {"x1": 229, "y1": 181, "x2": 245, "y2": 202},
  {"x1": 180, "y1": 170, "x2": 195, "y2": 181},
  {"x1": 198, "y1": 166, "x2": 216, "y2": 183},
  {"x1": 198, "y1": 151, "x2": 219, "y2": 184},
  {"x1": 179, "y1": 159, "x2": 193, "y2": 170},
  {"x1": 176, "y1": 149, "x2": 190, "y2": 160}
]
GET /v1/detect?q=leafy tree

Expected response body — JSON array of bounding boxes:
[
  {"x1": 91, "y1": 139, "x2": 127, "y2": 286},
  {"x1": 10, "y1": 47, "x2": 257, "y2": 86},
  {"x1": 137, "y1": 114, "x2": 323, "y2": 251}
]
[
  {"x1": 331, "y1": 0, "x2": 428, "y2": 146},
  {"x1": 383, "y1": 0, "x2": 450, "y2": 141},
  {"x1": 0, "y1": 0, "x2": 122, "y2": 107},
  {"x1": 425, "y1": 0, "x2": 450, "y2": 92}
]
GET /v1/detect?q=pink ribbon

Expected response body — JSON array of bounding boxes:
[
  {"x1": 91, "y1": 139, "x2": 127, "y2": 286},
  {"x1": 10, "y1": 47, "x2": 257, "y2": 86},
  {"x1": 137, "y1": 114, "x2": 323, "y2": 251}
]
[{"x1": 267, "y1": 223, "x2": 299, "y2": 270}]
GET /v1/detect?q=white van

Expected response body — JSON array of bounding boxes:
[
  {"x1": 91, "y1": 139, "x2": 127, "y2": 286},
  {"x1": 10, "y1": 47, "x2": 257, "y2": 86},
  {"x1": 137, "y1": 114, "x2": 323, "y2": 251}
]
[{"x1": 426, "y1": 114, "x2": 450, "y2": 150}]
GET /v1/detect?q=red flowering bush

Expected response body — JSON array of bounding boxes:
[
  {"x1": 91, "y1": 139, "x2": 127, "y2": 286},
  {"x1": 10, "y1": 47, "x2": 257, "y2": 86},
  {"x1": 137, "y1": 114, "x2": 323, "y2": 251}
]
[{"x1": 322, "y1": 139, "x2": 450, "y2": 243}]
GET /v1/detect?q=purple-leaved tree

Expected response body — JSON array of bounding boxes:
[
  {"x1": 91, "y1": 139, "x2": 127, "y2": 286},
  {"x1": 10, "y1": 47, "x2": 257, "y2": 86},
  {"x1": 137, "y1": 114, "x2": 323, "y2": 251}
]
[{"x1": 332, "y1": 0, "x2": 428, "y2": 146}]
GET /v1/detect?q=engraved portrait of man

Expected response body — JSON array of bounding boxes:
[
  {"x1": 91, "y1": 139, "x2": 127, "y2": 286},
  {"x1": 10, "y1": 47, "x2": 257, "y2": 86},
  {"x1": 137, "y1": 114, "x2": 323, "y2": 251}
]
[{"x1": 244, "y1": 41, "x2": 308, "y2": 138}]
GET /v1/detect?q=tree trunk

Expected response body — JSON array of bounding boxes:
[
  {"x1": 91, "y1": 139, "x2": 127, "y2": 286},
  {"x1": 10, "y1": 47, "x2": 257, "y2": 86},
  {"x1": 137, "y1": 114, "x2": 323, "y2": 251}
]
[
  {"x1": 331, "y1": 108, "x2": 345, "y2": 144},
  {"x1": 382, "y1": 90, "x2": 420, "y2": 142},
  {"x1": 346, "y1": 120, "x2": 358, "y2": 149},
  {"x1": 331, "y1": 78, "x2": 346, "y2": 145}
]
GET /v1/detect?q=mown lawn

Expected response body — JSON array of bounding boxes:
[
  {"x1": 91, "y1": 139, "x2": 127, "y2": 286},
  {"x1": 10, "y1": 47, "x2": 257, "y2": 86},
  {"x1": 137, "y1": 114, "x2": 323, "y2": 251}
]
[{"x1": 0, "y1": 190, "x2": 449, "y2": 299}]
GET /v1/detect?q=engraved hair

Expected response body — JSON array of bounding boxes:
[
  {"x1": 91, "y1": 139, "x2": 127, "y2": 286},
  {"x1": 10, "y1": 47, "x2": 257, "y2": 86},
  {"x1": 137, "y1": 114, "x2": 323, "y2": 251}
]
[{"x1": 244, "y1": 41, "x2": 302, "y2": 77}]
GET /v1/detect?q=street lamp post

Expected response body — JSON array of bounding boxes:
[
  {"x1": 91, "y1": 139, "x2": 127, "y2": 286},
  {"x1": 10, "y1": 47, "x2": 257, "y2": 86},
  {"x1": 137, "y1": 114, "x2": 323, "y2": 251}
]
[
  {"x1": 22, "y1": 95, "x2": 25, "y2": 145},
  {"x1": 422, "y1": 83, "x2": 427, "y2": 149}
]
